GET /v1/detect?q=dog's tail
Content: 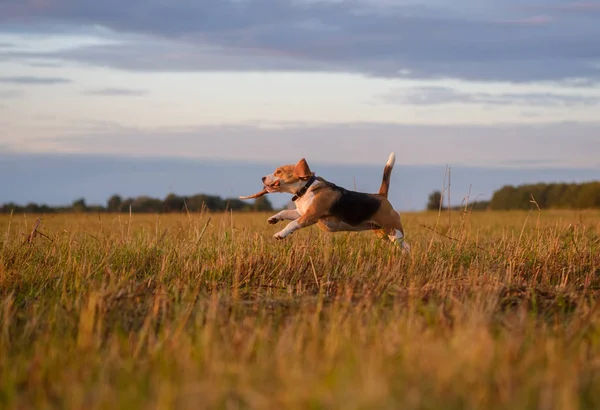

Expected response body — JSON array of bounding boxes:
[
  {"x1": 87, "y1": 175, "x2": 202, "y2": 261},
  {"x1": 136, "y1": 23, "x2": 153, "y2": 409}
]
[{"x1": 378, "y1": 152, "x2": 396, "y2": 198}]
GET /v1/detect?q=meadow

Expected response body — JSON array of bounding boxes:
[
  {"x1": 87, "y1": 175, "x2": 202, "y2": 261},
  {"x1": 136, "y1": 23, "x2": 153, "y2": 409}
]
[{"x1": 1, "y1": 209, "x2": 599, "y2": 409}]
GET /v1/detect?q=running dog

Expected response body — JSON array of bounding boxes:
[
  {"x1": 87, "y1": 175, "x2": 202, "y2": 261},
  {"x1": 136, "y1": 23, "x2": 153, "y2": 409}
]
[{"x1": 240, "y1": 153, "x2": 409, "y2": 251}]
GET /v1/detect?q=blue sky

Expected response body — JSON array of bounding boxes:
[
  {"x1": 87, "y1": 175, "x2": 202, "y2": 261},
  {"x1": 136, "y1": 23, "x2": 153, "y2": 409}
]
[{"x1": 0, "y1": 0, "x2": 599, "y2": 208}]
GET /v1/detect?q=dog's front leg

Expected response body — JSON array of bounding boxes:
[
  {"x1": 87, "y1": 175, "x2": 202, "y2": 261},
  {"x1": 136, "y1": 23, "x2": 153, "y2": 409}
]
[
  {"x1": 267, "y1": 209, "x2": 300, "y2": 225},
  {"x1": 273, "y1": 213, "x2": 318, "y2": 240}
]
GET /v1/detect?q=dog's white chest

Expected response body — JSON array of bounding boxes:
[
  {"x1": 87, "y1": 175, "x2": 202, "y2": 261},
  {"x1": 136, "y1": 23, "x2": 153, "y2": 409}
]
[{"x1": 293, "y1": 190, "x2": 315, "y2": 215}]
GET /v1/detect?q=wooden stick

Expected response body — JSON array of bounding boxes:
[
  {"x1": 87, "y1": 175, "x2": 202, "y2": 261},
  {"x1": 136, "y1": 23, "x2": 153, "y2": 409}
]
[{"x1": 239, "y1": 188, "x2": 268, "y2": 200}]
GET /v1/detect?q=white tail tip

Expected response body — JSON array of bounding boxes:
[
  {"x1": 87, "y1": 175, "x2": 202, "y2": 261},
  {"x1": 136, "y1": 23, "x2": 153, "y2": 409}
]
[{"x1": 386, "y1": 152, "x2": 396, "y2": 167}]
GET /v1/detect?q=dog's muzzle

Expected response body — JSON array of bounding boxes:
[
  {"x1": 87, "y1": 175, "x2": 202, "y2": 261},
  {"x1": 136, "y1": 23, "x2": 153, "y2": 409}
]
[{"x1": 262, "y1": 177, "x2": 280, "y2": 191}]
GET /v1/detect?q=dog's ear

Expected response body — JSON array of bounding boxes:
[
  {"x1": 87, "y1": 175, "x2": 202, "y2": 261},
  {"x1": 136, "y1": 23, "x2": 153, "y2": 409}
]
[{"x1": 293, "y1": 158, "x2": 314, "y2": 180}]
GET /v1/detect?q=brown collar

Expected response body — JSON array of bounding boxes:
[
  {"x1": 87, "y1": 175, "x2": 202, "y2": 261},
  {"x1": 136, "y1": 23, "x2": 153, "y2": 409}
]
[{"x1": 292, "y1": 175, "x2": 317, "y2": 202}]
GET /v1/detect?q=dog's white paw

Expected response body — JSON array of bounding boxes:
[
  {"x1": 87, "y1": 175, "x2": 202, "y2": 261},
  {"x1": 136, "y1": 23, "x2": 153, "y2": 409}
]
[
  {"x1": 400, "y1": 241, "x2": 411, "y2": 253},
  {"x1": 267, "y1": 216, "x2": 280, "y2": 225},
  {"x1": 273, "y1": 232, "x2": 285, "y2": 240}
]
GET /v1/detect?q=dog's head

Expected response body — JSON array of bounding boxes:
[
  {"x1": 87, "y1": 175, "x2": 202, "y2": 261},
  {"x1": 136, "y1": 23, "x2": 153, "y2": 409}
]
[{"x1": 262, "y1": 158, "x2": 314, "y2": 194}]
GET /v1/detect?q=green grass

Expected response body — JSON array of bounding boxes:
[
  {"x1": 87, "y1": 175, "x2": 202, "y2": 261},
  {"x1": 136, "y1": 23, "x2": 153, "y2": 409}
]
[{"x1": 1, "y1": 209, "x2": 599, "y2": 409}]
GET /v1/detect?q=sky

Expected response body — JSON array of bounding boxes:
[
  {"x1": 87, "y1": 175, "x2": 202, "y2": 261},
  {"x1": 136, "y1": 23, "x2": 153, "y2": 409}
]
[{"x1": 0, "y1": 0, "x2": 599, "y2": 209}]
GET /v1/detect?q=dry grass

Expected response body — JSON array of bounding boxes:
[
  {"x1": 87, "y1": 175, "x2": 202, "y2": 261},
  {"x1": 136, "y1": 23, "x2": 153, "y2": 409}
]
[{"x1": 1, "y1": 209, "x2": 600, "y2": 409}]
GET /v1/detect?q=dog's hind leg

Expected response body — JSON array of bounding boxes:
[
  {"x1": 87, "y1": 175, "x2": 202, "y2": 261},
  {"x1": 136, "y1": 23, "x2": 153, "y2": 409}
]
[
  {"x1": 387, "y1": 223, "x2": 410, "y2": 252},
  {"x1": 387, "y1": 228, "x2": 410, "y2": 252},
  {"x1": 379, "y1": 211, "x2": 410, "y2": 252}
]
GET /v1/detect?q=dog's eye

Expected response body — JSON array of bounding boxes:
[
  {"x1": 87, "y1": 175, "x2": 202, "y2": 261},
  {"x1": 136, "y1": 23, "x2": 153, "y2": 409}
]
[{"x1": 275, "y1": 170, "x2": 280, "y2": 175}]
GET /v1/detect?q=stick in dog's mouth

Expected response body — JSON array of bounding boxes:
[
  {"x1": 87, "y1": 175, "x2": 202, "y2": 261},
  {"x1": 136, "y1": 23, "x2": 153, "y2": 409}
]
[{"x1": 239, "y1": 187, "x2": 269, "y2": 200}]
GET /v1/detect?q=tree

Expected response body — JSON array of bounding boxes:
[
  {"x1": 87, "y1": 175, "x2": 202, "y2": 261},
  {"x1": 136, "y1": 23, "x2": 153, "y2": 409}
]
[
  {"x1": 487, "y1": 182, "x2": 600, "y2": 210},
  {"x1": 121, "y1": 198, "x2": 134, "y2": 213},
  {"x1": 490, "y1": 186, "x2": 517, "y2": 210},
  {"x1": 576, "y1": 182, "x2": 600, "y2": 209},
  {"x1": 25, "y1": 203, "x2": 41, "y2": 213},
  {"x1": 426, "y1": 190, "x2": 442, "y2": 211},
  {"x1": 163, "y1": 193, "x2": 185, "y2": 212},
  {"x1": 253, "y1": 196, "x2": 273, "y2": 212},
  {"x1": 71, "y1": 198, "x2": 87, "y2": 212},
  {"x1": 131, "y1": 196, "x2": 162, "y2": 213},
  {"x1": 107, "y1": 194, "x2": 123, "y2": 212}
]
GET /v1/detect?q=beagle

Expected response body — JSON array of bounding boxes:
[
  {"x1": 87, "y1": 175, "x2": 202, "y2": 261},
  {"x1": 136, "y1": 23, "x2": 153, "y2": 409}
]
[{"x1": 246, "y1": 153, "x2": 409, "y2": 251}]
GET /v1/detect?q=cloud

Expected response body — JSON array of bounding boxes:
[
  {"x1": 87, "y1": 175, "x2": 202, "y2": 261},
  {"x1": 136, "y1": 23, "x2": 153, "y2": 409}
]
[
  {"x1": 381, "y1": 86, "x2": 600, "y2": 107},
  {"x1": 553, "y1": 77, "x2": 600, "y2": 88},
  {"x1": 0, "y1": 38, "x2": 338, "y2": 74},
  {"x1": 27, "y1": 61, "x2": 64, "y2": 68},
  {"x1": 0, "y1": 76, "x2": 71, "y2": 85},
  {"x1": 1, "y1": 0, "x2": 600, "y2": 83},
  {"x1": 496, "y1": 15, "x2": 554, "y2": 25},
  {"x1": 83, "y1": 87, "x2": 147, "y2": 96},
  {"x1": 15, "y1": 120, "x2": 600, "y2": 170},
  {"x1": 0, "y1": 89, "x2": 24, "y2": 99},
  {"x1": 533, "y1": 2, "x2": 600, "y2": 12}
]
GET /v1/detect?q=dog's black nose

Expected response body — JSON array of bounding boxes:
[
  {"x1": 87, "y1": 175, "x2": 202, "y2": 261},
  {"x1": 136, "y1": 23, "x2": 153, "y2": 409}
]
[{"x1": 262, "y1": 176, "x2": 266, "y2": 182}]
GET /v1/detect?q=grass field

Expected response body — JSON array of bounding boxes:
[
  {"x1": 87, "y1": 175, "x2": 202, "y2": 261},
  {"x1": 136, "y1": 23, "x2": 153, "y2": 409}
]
[{"x1": 1, "y1": 209, "x2": 599, "y2": 409}]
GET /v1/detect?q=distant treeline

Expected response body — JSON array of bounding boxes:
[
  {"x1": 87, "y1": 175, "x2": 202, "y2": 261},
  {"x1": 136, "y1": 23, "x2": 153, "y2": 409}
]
[
  {"x1": 430, "y1": 181, "x2": 600, "y2": 211},
  {"x1": 4, "y1": 180, "x2": 598, "y2": 215},
  {"x1": 0, "y1": 193, "x2": 273, "y2": 214},
  {"x1": 489, "y1": 181, "x2": 600, "y2": 210}
]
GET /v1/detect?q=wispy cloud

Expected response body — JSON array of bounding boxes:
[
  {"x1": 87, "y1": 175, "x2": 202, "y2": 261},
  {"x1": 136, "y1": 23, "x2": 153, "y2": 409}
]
[
  {"x1": 17, "y1": 120, "x2": 600, "y2": 170},
  {"x1": 1, "y1": 1, "x2": 599, "y2": 83},
  {"x1": 27, "y1": 61, "x2": 64, "y2": 68},
  {"x1": 496, "y1": 15, "x2": 554, "y2": 25},
  {"x1": 381, "y1": 86, "x2": 600, "y2": 107},
  {"x1": 83, "y1": 87, "x2": 147, "y2": 96},
  {"x1": 544, "y1": 1, "x2": 600, "y2": 12},
  {"x1": 553, "y1": 78, "x2": 600, "y2": 88},
  {"x1": 0, "y1": 76, "x2": 71, "y2": 85},
  {"x1": 0, "y1": 89, "x2": 24, "y2": 99}
]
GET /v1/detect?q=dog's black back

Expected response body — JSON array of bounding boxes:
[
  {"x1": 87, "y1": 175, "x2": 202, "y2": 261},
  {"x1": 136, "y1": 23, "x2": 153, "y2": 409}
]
[{"x1": 328, "y1": 185, "x2": 381, "y2": 226}]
